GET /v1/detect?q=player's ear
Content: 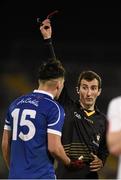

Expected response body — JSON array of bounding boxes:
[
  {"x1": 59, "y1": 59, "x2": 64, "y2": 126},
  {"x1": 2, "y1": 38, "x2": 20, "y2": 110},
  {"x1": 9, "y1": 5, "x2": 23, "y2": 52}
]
[
  {"x1": 57, "y1": 80, "x2": 61, "y2": 91},
  {"x1": 56, "y1": 81, "x2": 59, "y2": 89}
]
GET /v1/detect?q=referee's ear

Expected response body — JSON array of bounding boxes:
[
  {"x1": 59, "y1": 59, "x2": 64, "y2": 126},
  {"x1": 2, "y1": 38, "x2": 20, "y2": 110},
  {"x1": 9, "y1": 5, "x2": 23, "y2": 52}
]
[
  {"x1": 97, "y1": 88, "x2": 102, "y2": 96},
  {"x1": 76, "y1": 87, "x2": 80, "y2": 94}
]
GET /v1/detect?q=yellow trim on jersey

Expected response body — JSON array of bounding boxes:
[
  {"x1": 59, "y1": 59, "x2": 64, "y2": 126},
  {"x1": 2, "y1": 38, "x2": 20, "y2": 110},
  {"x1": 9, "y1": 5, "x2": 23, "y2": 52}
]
[{"x1": 84, "y1": 110, "x2": 95, "y2": 116}]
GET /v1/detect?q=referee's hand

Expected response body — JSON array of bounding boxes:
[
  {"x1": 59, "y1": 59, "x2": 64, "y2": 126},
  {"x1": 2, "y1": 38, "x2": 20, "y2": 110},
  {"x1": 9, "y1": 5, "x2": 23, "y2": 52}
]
[
  {"x1": 40, "y1": 19, "x2": 52, "y2": 39},
  {"x1": 90, "y1": 153, "x2": 103, "y2": 171}
]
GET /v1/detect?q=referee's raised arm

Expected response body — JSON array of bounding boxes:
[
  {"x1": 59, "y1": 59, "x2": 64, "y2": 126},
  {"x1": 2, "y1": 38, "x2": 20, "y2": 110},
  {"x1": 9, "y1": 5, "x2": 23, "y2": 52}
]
[{"x1": 40, "y1": 18, "x2": 56, "y2": 59}]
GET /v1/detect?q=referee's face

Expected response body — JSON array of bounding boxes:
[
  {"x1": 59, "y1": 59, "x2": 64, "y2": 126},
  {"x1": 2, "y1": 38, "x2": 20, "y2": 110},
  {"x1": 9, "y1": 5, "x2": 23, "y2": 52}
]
[{"x1": 79, "y1": 78, "x2": 101, "y2": 110}]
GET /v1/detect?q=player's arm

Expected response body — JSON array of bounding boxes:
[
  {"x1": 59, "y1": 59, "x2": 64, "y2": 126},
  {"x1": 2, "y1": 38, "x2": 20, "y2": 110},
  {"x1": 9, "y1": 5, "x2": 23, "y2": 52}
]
[
  {"x1": 2, "y1": 129, "x2": 12, "y2": 169},
  {"x1": 107, "y1": 129, "x2": 121, "y2": 156},
  {"x1": 48, "y1": 133, "x2": 70, "y2": 166},
  {"x1": 47, "y1": 105, "x2": 71, "y2": 166},
  {"x1": 107, "y1": 99, "x2": 121, "y2": 156}
]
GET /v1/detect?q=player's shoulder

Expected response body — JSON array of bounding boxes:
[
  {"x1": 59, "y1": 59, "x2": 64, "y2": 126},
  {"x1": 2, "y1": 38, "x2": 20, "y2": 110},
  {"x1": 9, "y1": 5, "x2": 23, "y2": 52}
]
[
  {"x1": 9, "y1": 93, "x2": 32, "y2": 109},
  {"x1": 44, "y1": 97, "x2": 64, "y2": 111},
  {"x1": 43, "y1": 99, "x2": 65, "y2": 118}
]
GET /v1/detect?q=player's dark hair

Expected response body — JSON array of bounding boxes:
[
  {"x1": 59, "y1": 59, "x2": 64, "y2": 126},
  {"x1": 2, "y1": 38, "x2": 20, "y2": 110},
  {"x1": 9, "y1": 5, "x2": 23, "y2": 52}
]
[
  {"x1": 77, "y1": 70, "x2": 102, "y2": 89},
  {"x1": 37, "y1": 58, "x2": 65, "y2": 80}
]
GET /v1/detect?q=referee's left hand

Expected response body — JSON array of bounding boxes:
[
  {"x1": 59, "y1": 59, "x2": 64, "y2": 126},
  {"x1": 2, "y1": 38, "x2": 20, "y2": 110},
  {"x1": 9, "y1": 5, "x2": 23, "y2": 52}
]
[{"x1": 89, "y1": 153, "x2": 103, "y2": 172}]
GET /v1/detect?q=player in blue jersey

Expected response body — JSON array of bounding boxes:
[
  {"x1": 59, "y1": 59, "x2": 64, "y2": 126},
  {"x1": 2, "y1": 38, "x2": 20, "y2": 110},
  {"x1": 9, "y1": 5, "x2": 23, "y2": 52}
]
[{"x1": 2, "y1": 59, "x2": 71, "y2": 179}]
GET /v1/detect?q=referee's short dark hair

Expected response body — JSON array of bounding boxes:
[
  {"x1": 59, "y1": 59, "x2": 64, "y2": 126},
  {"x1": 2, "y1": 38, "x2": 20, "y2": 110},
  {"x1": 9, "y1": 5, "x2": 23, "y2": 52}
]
[
  {"x1": 77, "y1": 70, "x2": 102, "y2": 89},
  {"x1": 37, "y1": 58, "x2": 65, "y2": 81}
]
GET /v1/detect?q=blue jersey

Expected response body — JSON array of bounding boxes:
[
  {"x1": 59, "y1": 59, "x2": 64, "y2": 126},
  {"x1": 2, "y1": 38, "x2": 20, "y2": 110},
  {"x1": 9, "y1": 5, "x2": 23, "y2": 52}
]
[{"x1": 4, "y1": 90, "x2": 65, "y2": 179}]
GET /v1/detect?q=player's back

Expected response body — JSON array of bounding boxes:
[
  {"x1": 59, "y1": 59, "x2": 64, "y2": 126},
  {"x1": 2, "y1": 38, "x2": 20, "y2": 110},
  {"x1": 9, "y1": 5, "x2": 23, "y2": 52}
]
[{"x1": 6, "y1": 90, "x2": 58, "y2": 179}]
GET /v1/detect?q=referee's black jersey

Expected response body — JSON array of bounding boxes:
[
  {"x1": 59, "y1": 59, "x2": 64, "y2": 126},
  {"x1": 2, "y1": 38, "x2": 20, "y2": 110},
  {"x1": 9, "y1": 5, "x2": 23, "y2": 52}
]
[
  {"x1": 56, "y1": 88, "x2": 109, "y2": 179},
  {"x1": 43, "y1": 38, "x2": 109, "y2": 179}
]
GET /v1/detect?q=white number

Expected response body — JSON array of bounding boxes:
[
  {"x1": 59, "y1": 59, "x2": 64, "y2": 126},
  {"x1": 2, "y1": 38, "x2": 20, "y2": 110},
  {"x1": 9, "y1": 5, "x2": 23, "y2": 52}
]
[{"x1": 11, "y1": 108, "x2": 36, "y2": 141}]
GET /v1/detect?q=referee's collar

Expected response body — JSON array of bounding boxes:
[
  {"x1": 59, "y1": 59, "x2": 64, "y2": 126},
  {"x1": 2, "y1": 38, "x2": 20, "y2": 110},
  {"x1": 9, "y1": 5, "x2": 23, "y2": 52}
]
[{"x1": 33, "y1": 90, "x2": 54, "y2": 99}]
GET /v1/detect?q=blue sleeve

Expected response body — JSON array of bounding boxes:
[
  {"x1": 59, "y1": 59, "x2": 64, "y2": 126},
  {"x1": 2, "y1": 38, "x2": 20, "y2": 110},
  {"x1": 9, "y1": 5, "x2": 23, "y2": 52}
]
[
  {"x1": 47, "y1": 102, "x2": 65, "y2": 136},
  {"x1": 4, "y1": 108, "x2": 12, "y2": 131}
]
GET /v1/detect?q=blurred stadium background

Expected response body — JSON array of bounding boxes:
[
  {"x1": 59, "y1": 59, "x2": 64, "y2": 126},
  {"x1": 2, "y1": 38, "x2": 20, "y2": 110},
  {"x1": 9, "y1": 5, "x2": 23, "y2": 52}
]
[{"x1": 0, "y1": 1, "x2": 120, "y2": 178}]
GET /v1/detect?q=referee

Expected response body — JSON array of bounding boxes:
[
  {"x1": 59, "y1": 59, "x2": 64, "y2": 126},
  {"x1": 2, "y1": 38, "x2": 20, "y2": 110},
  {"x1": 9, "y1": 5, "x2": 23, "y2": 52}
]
[{"x1": 40, "y1": 19, "x2": 109, "y2": 179}]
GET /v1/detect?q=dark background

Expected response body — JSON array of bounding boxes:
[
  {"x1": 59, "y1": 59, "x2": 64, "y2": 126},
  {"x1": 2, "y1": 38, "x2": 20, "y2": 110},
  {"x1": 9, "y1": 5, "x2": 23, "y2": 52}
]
[{"x1": 0, "y1": 1, "x2": 120, "y2": 178}]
